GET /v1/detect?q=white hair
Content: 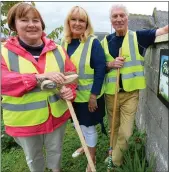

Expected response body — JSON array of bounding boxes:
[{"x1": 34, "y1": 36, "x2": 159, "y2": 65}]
[{"x1": 109, "y1": 4, "x2": 129, "y2": 20}]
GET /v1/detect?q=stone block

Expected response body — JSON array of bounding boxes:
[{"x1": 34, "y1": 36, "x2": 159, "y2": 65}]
[{"x1": 160, "y1": 111, "x2": 168, "y2": 137}]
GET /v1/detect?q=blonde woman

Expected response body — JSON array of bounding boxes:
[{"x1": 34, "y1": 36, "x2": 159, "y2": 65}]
[{"x1": 62, "y1": 6, "x2": 106, "y2": 172}]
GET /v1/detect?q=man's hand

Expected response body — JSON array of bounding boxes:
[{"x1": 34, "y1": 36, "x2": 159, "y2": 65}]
[
  {"x1": 59, "y1": 86, "x2": 73, "y2": 101},
  {"x1": 107, "y1": 57, "x2": 125, "y2": 69},
  {"x1": 88, "y1": 94, "x2": 98, "y2": 112},
  {"x1": 156, "y1": 25, "x2": 169, "y2": 37}
]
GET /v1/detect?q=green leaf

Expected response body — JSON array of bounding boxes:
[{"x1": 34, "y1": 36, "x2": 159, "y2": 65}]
[
  {"x1": 47, "y1": 26, "x2": 63, "y2": 41},
  {"x1": 4, "y1": 28, "x2": 9, "y2": 36}
]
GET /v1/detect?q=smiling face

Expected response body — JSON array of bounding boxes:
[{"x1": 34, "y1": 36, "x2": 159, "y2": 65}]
[
  {"x1": 69, "y1": 9, "x2": 87, "y2": 39},
  {"x1": 15, "y1": 10, "x2": 43, "y2": 46},
  {"x1": 110, "y1": 8, "x2": 128, "y2": 36}
]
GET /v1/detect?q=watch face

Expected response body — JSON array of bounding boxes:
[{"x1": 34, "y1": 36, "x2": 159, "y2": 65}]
[{"x1": 46, "y1": 82, "x2": 57, "y2": 89}]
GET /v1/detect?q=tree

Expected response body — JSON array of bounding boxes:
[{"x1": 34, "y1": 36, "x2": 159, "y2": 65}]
[
  {"x1": 1, "y1": 1, "x2": 63, "y2": 41},
  {"x1": 47, "y1": 26, "x2": 63, "y2": 42}
]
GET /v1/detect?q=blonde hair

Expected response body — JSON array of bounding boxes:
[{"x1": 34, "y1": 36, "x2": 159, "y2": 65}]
[
  {"x1": 64, "y1": 6, "x2": 94, "y2": 43},
  {"x1": 109, "y1": 4, "x2": 129, "y2": 20}
]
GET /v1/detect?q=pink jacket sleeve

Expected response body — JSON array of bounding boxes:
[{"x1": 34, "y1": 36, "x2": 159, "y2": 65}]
[{"x1": 1, "y1": 57, "x2": 37, "y2": 97}]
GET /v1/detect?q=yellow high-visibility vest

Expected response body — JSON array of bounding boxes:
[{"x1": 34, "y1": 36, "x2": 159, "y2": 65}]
[
  {"x1": 62, "y1": 36, "x2": 104, "y2": 102},
  {"x1": 1, "y1": 44, "x2": 68, "y2": 127},
  {"x1": 102, "y1": 30, "x2": 146, "y2": 95}
]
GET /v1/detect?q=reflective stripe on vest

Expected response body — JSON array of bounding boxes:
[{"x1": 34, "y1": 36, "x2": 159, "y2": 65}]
[
  {"x1": 2, "y1": 101, "x2": 47, "y2": 111},
  {"x1": 106, "y1": 70, "x2": 145, "y2": 83},
  {"x1": 78, "y1": 37, "x2": 94, "y2": 80},
  {"x1": 122, "y1": 71, "x2": 144, "y2": 79},
  {"x1": 7, "y1": 48, "x2": 64, "y2": 73},
  {"x1": 123, "y1": 31, "x2": 144, "y2": 68},
  {"x1": 103, "y1": 30, "x2": 145, "y2": 94},
  {"x1": 53, "y1": 49, "x2": 64, "y2": 73},
  {"x1": 2, "y1": 93, "x2": 61, "y2": 111},
  {"x1": 78, "y1": 84, "x2": 93, "y2": 91},
  {"x1": 8, "y1": 50, "x2": 20, "y2": 72}
]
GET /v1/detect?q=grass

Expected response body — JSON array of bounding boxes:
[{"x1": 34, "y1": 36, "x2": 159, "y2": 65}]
[
  {"x1": 2, "y1": 119, "x2": 109, "y2": 172},
  {"x1": 1, "y1": 118, "x2": 154, "y2": 172}
]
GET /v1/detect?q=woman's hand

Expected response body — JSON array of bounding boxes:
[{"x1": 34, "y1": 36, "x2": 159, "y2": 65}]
[
  {"x1": 107, "y1": 57, "x2": 125, "y2": 69},
  {"x1": 59, "y1": 86, "x2": 73, "y2": 101},
  {"x1": 35, "y1": 72, "x2": 66, "y2": 84},
  {"x1": 88, "y1": 94, "x2": 98, "y2": 112}
]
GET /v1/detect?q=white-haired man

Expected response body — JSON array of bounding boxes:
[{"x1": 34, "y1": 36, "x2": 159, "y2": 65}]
[{"x1": 102, "y1": 4, "x2": 168, "y2": 167}]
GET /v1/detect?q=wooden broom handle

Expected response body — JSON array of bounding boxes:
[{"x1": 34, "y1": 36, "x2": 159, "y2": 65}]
[
  {"x1": 49, "y1": 74, "x2": 96, "y2": 171},
  {"x1": 66, "y1": 100, "x2": 96, "y2": 172},
  {"x1": 110, "y1": 48, "x2": 122, "y2": 147}
]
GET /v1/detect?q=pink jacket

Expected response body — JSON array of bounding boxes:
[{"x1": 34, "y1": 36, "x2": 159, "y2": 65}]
[{"x1": 1, "y1": 35, "x2": 77, "y2": 137}]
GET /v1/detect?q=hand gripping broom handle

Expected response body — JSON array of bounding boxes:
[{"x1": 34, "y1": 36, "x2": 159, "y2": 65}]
[
  {"x1": 66, "y1": 99, "x2": 96, "y2": 172},
  {"x1": 107, "y1": 48, "x2": 122, "y2": 172}
]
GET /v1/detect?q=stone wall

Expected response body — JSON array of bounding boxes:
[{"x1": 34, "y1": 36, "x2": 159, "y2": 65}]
[{"x1": 136, "y1": 33, "x2": 168, "y2": 172}]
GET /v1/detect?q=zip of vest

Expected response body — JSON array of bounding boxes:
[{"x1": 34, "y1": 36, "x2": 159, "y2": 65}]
[
  {"x1": 1, "y1": 44, "x2": 68, "y2": 127},
  {"x1": 62, "y1": 36, "x2": 104, "y2": 102},
  {"x1": 102, "y1": 30, "x2": 146, "y2": 95}
]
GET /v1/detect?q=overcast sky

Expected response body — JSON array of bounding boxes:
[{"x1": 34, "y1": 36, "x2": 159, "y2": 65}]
[{"x1": 35, "y1": 1, "x2": 168, "y2": 34}]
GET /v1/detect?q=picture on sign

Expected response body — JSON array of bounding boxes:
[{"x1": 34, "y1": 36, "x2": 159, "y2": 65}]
[{"x1": 157, "y1": 49, "x2": 169, "y2": 108}]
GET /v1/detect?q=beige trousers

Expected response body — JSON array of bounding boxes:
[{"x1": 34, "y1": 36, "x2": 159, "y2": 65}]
[
  {"x1": 14, "y1": 122, "x2": 67, "y2": 172},
  {"x1": 105, "y1": 90, "x2": 139, "y2": 166}
]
